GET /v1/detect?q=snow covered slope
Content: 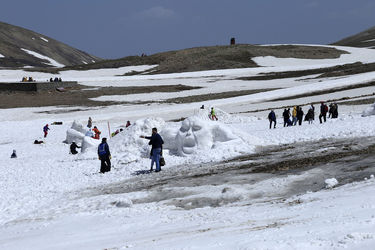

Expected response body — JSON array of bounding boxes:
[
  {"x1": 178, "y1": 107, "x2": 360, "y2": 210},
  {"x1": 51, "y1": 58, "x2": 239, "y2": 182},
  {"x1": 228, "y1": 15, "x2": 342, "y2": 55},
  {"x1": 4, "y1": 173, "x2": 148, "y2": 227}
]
[{"x1": 1, "y1": 45, "x2": 375, "y2": 249}]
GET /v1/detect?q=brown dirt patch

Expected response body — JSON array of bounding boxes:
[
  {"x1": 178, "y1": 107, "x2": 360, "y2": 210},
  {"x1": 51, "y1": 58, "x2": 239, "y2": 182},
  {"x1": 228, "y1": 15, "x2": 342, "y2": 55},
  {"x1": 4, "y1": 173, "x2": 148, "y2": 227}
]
[{"x1": 0, "y1": 84, "x2": 200, "y2": 109}]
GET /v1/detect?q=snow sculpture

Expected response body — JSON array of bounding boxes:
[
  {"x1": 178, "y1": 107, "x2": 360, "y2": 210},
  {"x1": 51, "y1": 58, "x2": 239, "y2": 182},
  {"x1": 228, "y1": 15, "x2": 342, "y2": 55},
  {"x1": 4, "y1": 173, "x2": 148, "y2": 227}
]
[
  {"x1": 362, "y1": 102, "x2": 375, "y2": 117},
  {"x1": 64, "y1": 120, "x2": 99, "y2": 153},
  {"x1": 162, "y1": 116, "x2": 238, "y2": 156}
]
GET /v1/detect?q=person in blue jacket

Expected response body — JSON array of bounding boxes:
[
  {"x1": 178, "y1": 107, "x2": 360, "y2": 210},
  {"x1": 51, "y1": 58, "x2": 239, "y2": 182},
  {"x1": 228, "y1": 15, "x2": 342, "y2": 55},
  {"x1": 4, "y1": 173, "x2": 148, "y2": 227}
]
[
  {"x1": 98, "y1": 138, "x2": 111, "y2": 173},
  {"x1": 268, "y1": 110, "x2": 276, "y2": 129},
  {"x1": 140, "y1": 127, "x2": 164, "y2": 172}
]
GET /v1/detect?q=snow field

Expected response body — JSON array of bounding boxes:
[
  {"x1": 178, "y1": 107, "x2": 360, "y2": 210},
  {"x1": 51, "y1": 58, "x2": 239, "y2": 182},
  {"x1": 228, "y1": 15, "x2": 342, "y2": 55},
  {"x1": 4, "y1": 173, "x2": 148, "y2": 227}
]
[{"x1": 2, "y1": 45, "x2": 375, "y2": 249}]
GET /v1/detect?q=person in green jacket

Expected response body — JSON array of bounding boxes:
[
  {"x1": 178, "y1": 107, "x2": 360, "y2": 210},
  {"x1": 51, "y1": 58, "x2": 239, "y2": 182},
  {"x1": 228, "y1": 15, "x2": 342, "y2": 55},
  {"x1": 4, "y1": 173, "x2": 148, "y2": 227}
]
[{"x1": 210, "y1": 107, "x2": 218, "y2": 121}]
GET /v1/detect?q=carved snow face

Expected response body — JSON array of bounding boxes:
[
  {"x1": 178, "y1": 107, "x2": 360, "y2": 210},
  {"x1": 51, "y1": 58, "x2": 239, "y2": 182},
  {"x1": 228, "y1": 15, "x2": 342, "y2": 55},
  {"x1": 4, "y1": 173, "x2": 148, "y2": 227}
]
[{"x1": 176, "y1": 117, "x2": 213, "y2": 155}]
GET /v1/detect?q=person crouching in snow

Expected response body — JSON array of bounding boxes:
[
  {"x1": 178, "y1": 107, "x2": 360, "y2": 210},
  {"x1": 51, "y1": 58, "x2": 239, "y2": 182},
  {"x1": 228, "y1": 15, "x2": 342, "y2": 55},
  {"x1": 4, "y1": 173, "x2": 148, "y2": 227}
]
[
  {"x1": 43, "y1": 124, "x2": 50, "y2": 138},
  {"x1": 70, "y1": 141, "x2": 81, "y2": 155},
  {"x1": 10, "y1": 150, "x2": 17, "y2": 158},
  {"x1": 98, "y1": 138, "x2": 111, "y2": 173},
  {"x1": 92, "y1": 126, "x2": 101, "y2": 140},
  {"x1": 268, "y1": 110, "x2": 276, "y2": 129},
  {"x1": 140, "y1": 127, "x2": 164, "y2": 172}
]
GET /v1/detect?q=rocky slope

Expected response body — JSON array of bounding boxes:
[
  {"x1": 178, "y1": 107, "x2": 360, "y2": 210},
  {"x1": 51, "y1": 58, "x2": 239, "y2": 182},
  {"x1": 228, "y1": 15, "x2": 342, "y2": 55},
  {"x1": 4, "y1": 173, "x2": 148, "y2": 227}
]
[{"x1": 0, "y1": 21, "x2": 101, "y2": 68}]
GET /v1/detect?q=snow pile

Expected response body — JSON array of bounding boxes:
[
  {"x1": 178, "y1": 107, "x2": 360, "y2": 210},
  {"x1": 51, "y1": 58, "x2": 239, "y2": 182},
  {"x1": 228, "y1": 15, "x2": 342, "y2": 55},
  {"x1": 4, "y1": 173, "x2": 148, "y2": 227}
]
[
  {"x1": 325, "y1": 178, "x2": 339, "y2": 188},
  {"x1": 109, "y1": 117, "x2": 166, "y2": 164},
  {"x1": 362, "y1": 102, "x2": 375, "y2": 117},
  {"x1": 40, "y1": 37, "x2": 49, "y2": 42},
  {"x1": 21, "y1": 48, "x2": 64, "y2": 67},
  {"x1": 64, "y1": 121, "x2": 99, "y2": 152},
  {"x1": 0, "y1": 53, "x2": 4, "y2": 58}
]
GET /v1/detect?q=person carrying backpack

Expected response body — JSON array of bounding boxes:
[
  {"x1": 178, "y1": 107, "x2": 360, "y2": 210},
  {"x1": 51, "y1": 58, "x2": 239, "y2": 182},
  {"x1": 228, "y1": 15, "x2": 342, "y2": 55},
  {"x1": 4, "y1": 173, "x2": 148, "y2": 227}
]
[
  {"x1": 319, "y1": 102, "x2": 328, "y2": 123},
  {"x1": 98, "y1": 138, "x2": 111, "y2": 173},
  {"x1": 268, "y1": 110, "x2": 276, "y2": 129}
]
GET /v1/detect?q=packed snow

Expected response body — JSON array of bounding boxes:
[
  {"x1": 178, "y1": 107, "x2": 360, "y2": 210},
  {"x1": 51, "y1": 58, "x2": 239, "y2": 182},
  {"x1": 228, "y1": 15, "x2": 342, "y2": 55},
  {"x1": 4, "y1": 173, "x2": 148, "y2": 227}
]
[
  {"x1": 21, "y1": 48, "x2": 65, "y2": 67},
  {"x1": 40, "y1": 37, "x2": 49, "y2": 42},
  {"x1": 1, "y1": 44, "x2": 375, "y2": 249}
]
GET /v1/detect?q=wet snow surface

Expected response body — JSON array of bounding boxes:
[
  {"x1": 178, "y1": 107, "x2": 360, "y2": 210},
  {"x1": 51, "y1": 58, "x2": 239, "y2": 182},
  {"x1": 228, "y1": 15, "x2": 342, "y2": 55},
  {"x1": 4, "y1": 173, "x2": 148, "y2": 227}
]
[{"x1": 2, "y1": 45, "x2": 375, "y2": 249}]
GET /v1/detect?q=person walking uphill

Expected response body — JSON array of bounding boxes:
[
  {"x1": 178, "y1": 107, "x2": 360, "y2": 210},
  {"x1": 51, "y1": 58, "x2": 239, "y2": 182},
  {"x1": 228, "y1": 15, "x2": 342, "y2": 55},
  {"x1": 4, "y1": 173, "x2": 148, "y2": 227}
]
[
  {"x1": 268, "y1": 110, "x2": 276, "y2": 129},
  {"x1": 98, "y1": 138, "x2": 111, "y2": 173},
  {"x1": 140, "y1": 127, "x2": 164, "y2": 172},
  {"x1": 43, "y1": 124, "x2": 50, "y2": 138}
]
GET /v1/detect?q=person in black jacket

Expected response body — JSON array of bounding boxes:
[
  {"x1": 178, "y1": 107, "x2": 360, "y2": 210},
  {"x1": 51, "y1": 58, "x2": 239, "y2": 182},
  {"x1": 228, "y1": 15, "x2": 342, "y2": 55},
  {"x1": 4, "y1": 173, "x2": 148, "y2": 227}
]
[
  {"x1": 70, "y1": 141, "x2": 81, "y2": 155},
  {"x1": 297, "y1": 106, "x2": 304, "y2": 126},
  {"x1": 98, "y1": 138, "x2": 111, "y2": 173},
  {"x1": 140, "y1": 127, "x2": 164, "y2": 172}
]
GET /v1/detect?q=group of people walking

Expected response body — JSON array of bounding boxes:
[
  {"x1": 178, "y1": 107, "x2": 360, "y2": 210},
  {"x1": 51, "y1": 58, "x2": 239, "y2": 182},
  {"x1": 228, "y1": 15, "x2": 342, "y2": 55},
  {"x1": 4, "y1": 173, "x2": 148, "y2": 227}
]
[{"x1": 268, "y1": 102, "x2": 338, "y2": 129}]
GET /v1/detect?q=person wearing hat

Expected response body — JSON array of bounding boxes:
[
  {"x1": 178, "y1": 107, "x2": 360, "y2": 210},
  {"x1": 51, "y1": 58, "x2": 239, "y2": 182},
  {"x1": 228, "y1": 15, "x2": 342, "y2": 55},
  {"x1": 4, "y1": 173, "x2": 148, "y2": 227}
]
[{"x1": 98, "y1": 138, "x2": 111, "y2": 173}]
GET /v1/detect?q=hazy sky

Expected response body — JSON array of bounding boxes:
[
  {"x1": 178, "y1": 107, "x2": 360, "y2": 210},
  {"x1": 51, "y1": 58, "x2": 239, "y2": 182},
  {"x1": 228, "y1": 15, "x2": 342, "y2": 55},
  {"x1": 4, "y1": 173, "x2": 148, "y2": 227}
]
[{"x1": 1, "y1": 0, "x2": 375, "y2": 59}]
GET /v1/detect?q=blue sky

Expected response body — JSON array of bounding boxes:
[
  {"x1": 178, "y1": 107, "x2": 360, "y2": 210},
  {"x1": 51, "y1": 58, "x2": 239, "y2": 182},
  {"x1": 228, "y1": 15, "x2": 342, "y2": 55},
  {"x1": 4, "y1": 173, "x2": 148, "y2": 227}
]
[{"x1": 1, "y1": 0, "x2": 375, "y2": 59}]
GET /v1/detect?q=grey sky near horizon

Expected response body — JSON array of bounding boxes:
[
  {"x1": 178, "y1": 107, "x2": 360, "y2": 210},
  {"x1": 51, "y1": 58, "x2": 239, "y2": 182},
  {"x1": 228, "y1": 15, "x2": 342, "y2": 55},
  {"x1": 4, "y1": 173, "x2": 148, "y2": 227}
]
[{"x1": 1, "y1": 0, "x2": 375, "y2": 59}]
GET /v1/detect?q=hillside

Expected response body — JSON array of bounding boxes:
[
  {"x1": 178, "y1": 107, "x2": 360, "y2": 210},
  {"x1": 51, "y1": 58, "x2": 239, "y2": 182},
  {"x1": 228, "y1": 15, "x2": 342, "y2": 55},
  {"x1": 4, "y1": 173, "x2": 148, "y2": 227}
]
[
  {"x1": 333, "y1": 26, "x2": 375, "y2": 48},
  {"x1": 66, "y1": 44, "x2": 346, "y2": 74},
  {"x1": 0, "y1": 21, "x2": 101, "y2": 68}
]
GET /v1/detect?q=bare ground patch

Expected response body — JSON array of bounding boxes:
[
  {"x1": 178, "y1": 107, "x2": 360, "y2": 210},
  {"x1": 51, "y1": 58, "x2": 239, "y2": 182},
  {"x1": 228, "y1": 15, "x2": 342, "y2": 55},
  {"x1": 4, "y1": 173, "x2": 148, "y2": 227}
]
[{"x1": 0, "y1": 84, "x2": 200, "y2": 109}]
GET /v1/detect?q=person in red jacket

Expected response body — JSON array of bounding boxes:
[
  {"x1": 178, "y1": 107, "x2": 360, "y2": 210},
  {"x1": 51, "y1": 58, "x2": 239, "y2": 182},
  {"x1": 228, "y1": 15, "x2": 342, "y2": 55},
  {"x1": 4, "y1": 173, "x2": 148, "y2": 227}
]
[
  {"x1": 43, "y1": 124, "x2": 50, "y2": 138},
  {"x1": 92, "y1": 126, "x2": 101, "y2": 140}
]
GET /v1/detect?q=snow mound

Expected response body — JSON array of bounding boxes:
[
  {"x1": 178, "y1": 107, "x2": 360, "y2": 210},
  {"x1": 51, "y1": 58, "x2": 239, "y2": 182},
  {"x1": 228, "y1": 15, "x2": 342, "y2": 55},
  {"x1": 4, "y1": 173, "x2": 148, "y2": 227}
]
[
  {"x1": 362, "y1": 102, "x2": 375, "y2": 117},
  {"x1": 64, "y1": 121, "x2": 99, "y2": 153},
  {"x1": 109, "y1": 117, "x2": 165, "y2": 164},
  {"x1": 325, "y1": 178, "x2": 339, "y2": 188}
]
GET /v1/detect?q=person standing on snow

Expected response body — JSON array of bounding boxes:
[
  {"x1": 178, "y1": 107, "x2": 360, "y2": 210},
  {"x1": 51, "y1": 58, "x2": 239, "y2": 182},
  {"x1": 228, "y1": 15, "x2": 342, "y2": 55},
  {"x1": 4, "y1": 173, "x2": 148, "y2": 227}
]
[
  {"x1": 282, "y1": 108, "x2": 291, "y2": 127},
  {"x1": 140, "y1": 127, "x2": 164, "y2": 172},
  {"x1": 92, "y1": 126, "x2": 101, "y2": 140},
  {"x1": 43, "y1": 124, "x2": 50, "y2": 138},
  {"x1": 297, "y1": 106, "x2": 304, "y2": 126},
  {"x1": 70, "y1": 141, "x2": 81, "y2": 155},
  {"x1": 268, "y1": 110, "x2": 276, "y2": 129},
  {"x1": 319, "y1": 102, "x2": 328, "y2": 123},
  {"x1": 98, "y1": 138, "x2": 111, "y2": 173},
  {"x1": 292, "y1": 106, "x2": 298, "y2": 126},
  {"x1": 87, "y1": 117, "x2": 92, "y2": 128},
  {"x1": 210, "y1": 107, "x2": 218, "y2": 121}
]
